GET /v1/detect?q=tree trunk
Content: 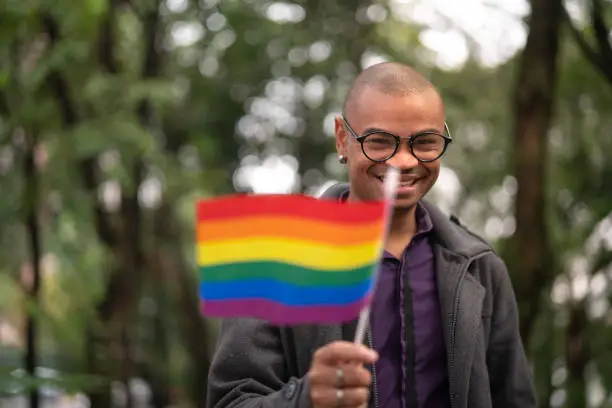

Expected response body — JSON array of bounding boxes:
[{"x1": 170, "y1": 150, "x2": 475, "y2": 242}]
[
  {"x1": 153, "y1": 202, "x2": 212, "y2": 408},
  {"x1": 508, "y1": 0, "x2": 564, "y2": 347},
  {"x1": 565, "y1": 302, "x2": 589, "y2": 408},
  {"x1": 531, "y1": 302, "x2": 556, "y2": 408},
  {"x1": 23, "y1": 130, "x2": 41, "y2": 408},
  {"x1": 139, "y1": 226, "x2": 172, "y2": 408}
]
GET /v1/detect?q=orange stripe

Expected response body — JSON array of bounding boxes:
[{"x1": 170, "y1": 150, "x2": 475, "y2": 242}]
[{"x1": 197, "y1": 216, "x2": 384, "y2": 245}]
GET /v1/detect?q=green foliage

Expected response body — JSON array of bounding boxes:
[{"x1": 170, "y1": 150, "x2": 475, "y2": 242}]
[{"x1": 0, "y1": 368, "x2": 107, "y2": 397}]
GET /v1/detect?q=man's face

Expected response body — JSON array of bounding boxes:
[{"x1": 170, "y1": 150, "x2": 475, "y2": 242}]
[{"x1": 335, "y1": 87, "x2": 446, "y2": 211}]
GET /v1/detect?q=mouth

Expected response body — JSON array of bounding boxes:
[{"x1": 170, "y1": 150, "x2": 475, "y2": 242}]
[{"x1": 375, "y1": 175, "x2": 421, "y2": 188}]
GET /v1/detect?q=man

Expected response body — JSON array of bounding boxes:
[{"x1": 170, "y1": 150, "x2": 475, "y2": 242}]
[{"x1": 206, "y1": 62, "x2": 537, "y2": 408}]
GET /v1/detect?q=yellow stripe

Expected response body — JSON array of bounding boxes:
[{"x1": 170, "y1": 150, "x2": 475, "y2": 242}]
[{"x1": 197, "y1": 237, "x2": 380, "y2": 271}]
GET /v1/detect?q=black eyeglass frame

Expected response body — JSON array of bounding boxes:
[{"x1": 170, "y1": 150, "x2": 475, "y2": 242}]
[{"x1": 341, "y1": 116, "x2": 453, "y2": 163}]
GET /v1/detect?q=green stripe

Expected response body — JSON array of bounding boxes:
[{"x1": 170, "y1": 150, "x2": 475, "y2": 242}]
[{"x1": 199, "y1": 261, "x2": 374, "y2": 286}]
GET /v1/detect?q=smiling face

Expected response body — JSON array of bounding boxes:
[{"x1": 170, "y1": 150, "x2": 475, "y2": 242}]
[{"x1": 335, "y1": 86, "x2": 446, "y2": 211}]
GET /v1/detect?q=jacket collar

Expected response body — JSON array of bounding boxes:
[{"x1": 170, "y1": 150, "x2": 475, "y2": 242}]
[{"x1": 317, "y1": 182, "x2": 491, "y2": 259}]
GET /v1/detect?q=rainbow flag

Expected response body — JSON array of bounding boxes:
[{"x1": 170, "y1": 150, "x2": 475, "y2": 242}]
[{"x1": 196, "y1": 194, "x2": 387, "y2": 325}]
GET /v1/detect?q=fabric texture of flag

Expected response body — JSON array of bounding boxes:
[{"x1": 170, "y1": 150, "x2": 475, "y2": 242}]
[{"x1": 196, "y1": 194, "x2": 387, "y2": 325}]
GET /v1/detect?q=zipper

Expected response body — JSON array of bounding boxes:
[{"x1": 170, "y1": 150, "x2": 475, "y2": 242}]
[
  {"x1": 448, "y1": 250, "x2": 491, "y2": 408},
  {"x1": 366, "y1": 327, "x2": 379, "y2": 408}
]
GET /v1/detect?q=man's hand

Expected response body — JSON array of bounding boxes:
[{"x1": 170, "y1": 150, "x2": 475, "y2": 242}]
[{"x1": 307, "y1": 341, "x2": 378, "y2": 408}]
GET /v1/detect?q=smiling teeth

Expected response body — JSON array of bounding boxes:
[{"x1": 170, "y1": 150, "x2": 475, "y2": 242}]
[{"x1": 378, "y1": 176, "x2": 417, "y2": 186}]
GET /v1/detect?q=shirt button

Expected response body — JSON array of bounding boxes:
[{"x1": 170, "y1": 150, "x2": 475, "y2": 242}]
[{"x1": 284, "y1": 378, "x2": 297, "y2": 399}]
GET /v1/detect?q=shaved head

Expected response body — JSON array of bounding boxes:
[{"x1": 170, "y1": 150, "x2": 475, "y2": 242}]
[
  {"x1": 343, "y1": 62, "x2": 437, "y2": 117},
  {"x1": 334, "y1": 61, "x2": 446, "y2": 211}
]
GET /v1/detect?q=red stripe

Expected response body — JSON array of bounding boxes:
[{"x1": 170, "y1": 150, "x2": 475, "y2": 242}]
[{"x1": 197, "y1": 194, "x2": 385, "y2": 224}]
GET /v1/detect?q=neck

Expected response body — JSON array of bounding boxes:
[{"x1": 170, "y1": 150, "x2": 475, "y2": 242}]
[
  {"x1": 382, "y1": 205, "x2": 418, "y2": 258},
  {"x1": 344, "y1": 192, "x2": 418, "y2": 239},
  {"x1": 388, "y1": 205, "x2": 418, "y2": 240}
]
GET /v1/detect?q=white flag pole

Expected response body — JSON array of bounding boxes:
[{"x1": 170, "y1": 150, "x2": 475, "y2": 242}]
[{"x1": 353, "y1": 166, "x2": 399, "y2": 344}]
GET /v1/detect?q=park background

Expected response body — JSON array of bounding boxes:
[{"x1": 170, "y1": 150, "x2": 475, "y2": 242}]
[{"x1": 1, "y1": 0, "x2": 612, "y2": 407}]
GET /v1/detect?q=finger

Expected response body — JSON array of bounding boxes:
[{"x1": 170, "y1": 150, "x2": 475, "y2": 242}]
[
  {"x1": 313, "y1": 341, "x2": 378, "y2": 365},
  {"x1": 310, "y1": 386, "x2": 370, "y2": 408},
  {"x1": 309, "y1": 364, "x2": 371, "y2": 388}
]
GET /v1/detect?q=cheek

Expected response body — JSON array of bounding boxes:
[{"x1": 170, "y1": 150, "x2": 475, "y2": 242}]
[
  {"x1": 347, "y1": 159, "x2": 378, "y2": 191},
  {"x1": 347, "y1": 151, "x2": 372, "y2": 173},
  {"x1": 349, "y1": 161, "x2": 371, "y2": 181},
  {"x1": 421, "y1": 164, "x2": 440, "y2": 185},
  {"x1": 423, "y1": 162, "x2": 440, "y2": 176}
]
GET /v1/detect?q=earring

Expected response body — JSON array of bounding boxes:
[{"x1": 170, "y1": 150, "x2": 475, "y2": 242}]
[{"x1": 338, "y1": 155, "x2": 347, "y2": 164}]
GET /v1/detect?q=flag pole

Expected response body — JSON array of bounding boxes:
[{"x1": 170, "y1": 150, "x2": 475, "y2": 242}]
[{"x1": 353, "y1": 166, "x2": 399, "y2": 344}]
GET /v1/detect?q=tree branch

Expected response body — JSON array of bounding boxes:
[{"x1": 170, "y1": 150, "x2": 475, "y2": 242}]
[
  {"x1": 562, "y1": 1, "x2": 612, "y2": 84},
  {"x1": 562, "y1": 7, "x2": 600, "y2": 64},
  {"x1": 136, "y1": 0, "x2": 163, "y2": 129},
  {"x1": 591, "y1": 0, "x2": 612, "y2": 65},
  {"x1": 98, "y1": 0, "x2": 119, "y2": 74}
]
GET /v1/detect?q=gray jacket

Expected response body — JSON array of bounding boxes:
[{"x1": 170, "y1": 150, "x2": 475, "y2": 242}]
[{"x1": 206, "y1": 184, "x2": 537, "y2": 408}]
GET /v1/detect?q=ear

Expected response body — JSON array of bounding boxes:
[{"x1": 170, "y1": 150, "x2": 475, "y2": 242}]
[{"x1": 334, "y1": 116, "x2": 348, "y2": 157}]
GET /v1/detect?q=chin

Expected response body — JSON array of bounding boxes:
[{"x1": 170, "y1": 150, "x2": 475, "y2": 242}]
[{"x1": 392, "y1": 198, "x2": 419, "y2": 211}]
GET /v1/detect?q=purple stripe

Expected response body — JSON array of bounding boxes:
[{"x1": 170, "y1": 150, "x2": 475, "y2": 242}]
[{"x1": 201, "y1": 296, "x2": 371, "y2": 325}]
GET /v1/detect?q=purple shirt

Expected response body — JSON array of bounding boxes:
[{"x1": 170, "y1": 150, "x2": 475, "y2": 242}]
[{"x1": 369, "y1": 203, "x2": 450, "y2": 408}]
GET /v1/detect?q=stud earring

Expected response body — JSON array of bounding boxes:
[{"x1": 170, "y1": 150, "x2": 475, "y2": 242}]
[{"x1": 338, "y1": 155, "x2": 347, "y2": 164}]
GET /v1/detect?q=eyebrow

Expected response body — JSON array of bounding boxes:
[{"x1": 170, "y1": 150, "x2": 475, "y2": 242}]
[
  {"x1": 362, "y1": 127, "x2": 388, "y2": 134},
  {"x1": 361, "y1": 127, "x2": 443, "y2": 136}
]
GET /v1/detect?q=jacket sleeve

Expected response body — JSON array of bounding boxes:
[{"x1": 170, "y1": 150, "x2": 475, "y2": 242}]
[
  {"x1": 486, "y1": 255, "x2": 538, "y2": 408},
  {"x1": 206, "y1": 317, "x2": 312, "y2": 408}
]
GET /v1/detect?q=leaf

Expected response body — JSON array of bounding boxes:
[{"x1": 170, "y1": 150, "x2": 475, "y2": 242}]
[
  {"x1": 0, "y1": 70, "x2": 10, "y2": 90},
  {"x1": 85, "y1": 0, "x2": 107, "y2": 18},
  {"x1": 69, "y1": 121, "x2": 110, "y2": 159},
  {"x1": 0, "y1": 274, "x2": 21, "y2": 312},
  {"x1": 0, "y1": 369, "x2": 107, "y2": 396},
  {"x1": 125, "y1": 79, "x2": 178, "y2": 107}
]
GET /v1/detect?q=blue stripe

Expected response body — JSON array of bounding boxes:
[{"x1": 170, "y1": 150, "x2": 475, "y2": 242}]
[{"x1": 199, "y1": 279, "x2": 373, "y2": 306}]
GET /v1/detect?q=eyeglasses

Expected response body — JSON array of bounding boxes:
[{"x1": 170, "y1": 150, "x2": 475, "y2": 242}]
[{"x1": 342, "y1": 116, "x2": 452, "y2": 163}]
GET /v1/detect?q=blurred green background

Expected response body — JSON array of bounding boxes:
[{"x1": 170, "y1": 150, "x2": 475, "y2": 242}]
[{"x1": 1, "y1": 0, "x2": 611, "y2": 407}]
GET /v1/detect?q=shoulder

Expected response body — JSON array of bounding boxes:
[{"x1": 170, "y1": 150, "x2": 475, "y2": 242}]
[
  {"x1": 447, "y1": 213, "x2": 493, "y2": 250},
  {"x1": 425, "y1": 204, "x2": 511, "y2": 291},
  {"x1": 421, "y1": 200, "x2": 496, "y2": 259},
  {"x1": 448, "y1": 216, "x2": 509, "y2": 279}
]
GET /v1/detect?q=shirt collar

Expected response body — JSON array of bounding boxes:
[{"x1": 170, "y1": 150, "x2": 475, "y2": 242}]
[
  {"x1": 414, "y1": 201, "x2": 434, "y2": 237},
  {"x1": 337, "y1": 191, "x2": 433, "y2": 237}
]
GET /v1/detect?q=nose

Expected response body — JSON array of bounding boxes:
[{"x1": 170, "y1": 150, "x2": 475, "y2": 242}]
[{"x1": 387, "y1": 142, "x2": 419, "y2": 169}]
